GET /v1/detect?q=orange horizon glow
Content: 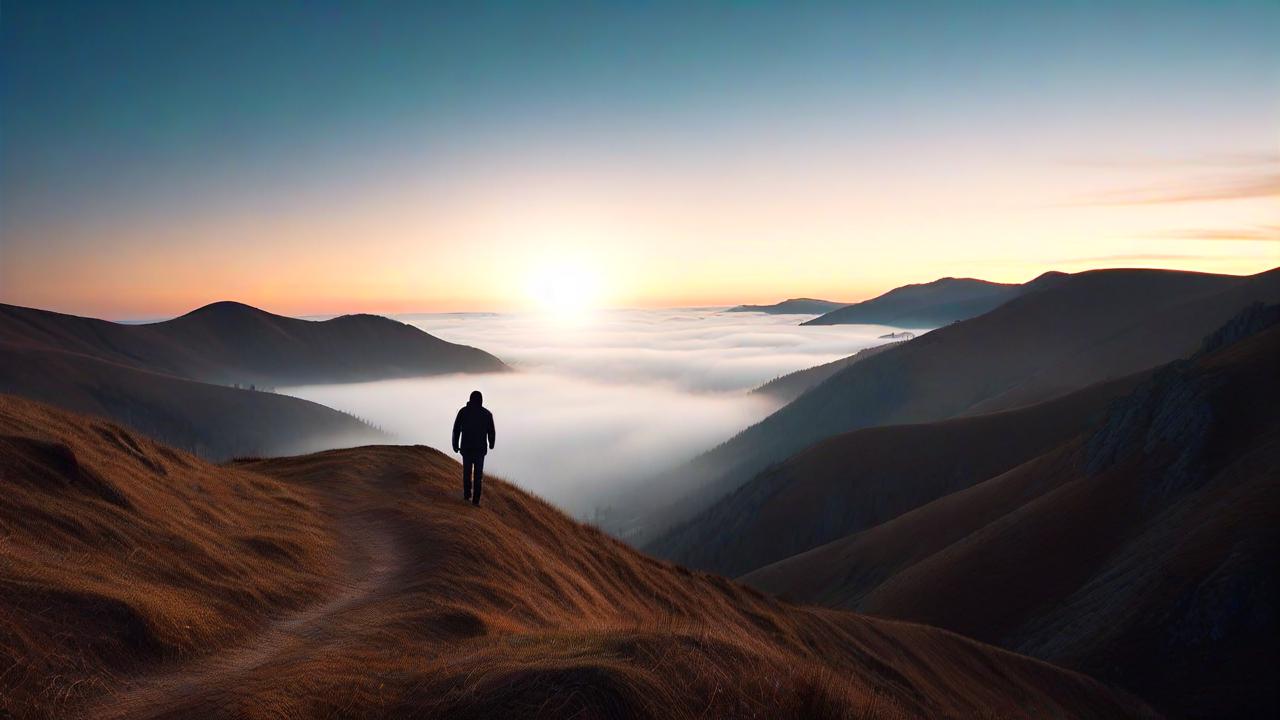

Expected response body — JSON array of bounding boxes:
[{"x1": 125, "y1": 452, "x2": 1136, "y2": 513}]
[{"x1": 4, "y1": 2, "x2": 1277, "y2": 322}]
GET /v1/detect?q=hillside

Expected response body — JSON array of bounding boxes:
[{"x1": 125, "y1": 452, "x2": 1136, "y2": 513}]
[
  {"x1": 0, "y1": 394, "x2": 1154, "y2": 720},
  {"x1": 744, "y1": 307, "x2": 1280, "y2": 719},
  {"x1": 727, "y1": 298, "x2": 847, "y2": 314},
  {"x1": 0, "y1": 301, "x2": 509, "y2": 387},
  {"x1": 751, "y1": 341, "x2": 903, "y2": 402},
  {"x1": 630, "y1": 267, "x2": 1279, "y2": 544},
  {"x1": 658, "y1": 374, "x2": 1139, "y2": 576},
  {"x1": 802, "y1": 275, "x2": 1039, "y2": 327}
]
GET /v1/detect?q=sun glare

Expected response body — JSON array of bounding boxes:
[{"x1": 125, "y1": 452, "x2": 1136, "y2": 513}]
[{"x1": 525, "y1": 261, "x2": 602, "y2": 321}]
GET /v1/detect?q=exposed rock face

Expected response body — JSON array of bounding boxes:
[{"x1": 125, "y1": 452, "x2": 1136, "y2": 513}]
[
  {"x1": 1085, "y1": 360, "x2": 1221, "y2": 501},
  {"x1": 1086, "y1": 303, "x2": 1279, "y2": 502}
]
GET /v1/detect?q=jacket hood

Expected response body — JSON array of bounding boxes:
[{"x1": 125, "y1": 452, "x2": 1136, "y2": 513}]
[{"x1": 468, "y1": 390, "x2": 483, "y2": 406}]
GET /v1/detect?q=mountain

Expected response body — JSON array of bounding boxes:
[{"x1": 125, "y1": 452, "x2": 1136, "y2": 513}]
[
  {"x1": 743, "y1": 307, "x2": 1280, "y2": 719},
  {"x1": 802, "y1": 275, "x2": 1041, "y2": 327},
  {"x1": 0, "y1": 301, "x2": 509, "y2": 387},
  {"x1": 631, "y1": 267, "x2": 1279, "y2": 544},
  {"x1": 0, "y1": 395, "x2": 1153, "y2": 720},
  {"x1": 727, "y1": 297, "x2": 847, "y2": 314},
  {"x1": 0, "y1": 301, "x2": 509, "y2": 459},
  {"x1": 658, "y1": 373, "x2": 1140, "y2": 577},
  {"x1": 750, "y1": 341, "x2": 903, "y2": 402}
]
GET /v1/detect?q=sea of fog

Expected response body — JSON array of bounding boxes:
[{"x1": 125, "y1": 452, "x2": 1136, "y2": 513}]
[{"x1": 282, "y1": 309, "x2": 908, "y2": 519}]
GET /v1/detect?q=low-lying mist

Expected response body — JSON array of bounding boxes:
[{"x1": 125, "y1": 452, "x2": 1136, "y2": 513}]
[{"x1": 283, "y1": 308, "x2": 903, "y2": 518}]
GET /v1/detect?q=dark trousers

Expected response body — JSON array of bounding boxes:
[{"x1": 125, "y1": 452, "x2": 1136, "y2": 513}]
[{"x1": 462, "y1": 451, "x2": 485, "y2": 503}]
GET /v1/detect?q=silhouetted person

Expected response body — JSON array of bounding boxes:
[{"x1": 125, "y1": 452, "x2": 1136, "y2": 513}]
[{"x1": 452, "y1": 390, "x2": 495, "y2": 506}]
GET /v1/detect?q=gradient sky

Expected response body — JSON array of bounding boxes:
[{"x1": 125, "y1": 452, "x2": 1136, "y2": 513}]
[{"x1": 2, "y1": 0, "x2": 1277, "y2": 318}]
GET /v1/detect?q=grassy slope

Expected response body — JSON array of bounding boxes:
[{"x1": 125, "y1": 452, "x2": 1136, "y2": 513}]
[
  {"x1": 0, "y1": 395, "x2": 339, "y2": 718},
  {"x1": 0, "y1": 394, "x2": 1153, "y2": 720}
]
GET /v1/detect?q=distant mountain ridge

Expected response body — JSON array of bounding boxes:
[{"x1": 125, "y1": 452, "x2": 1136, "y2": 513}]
[
  {"x1": 726, "y1": 297, "x2": 847, "y2": 314},
  {"x1": 802, "y1": 274, "x2": 1061, "y2": 327},
  {"x1": 628, "y1": 267, "x2": 1280, "y2": 544}
]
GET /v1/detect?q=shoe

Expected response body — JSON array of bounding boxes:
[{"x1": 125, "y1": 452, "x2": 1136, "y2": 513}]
[
  {"x1": 472, "y1": 500, "x2": 480, "y2": 507},
  {"x1": 463, "y1": 494, "x2": 471, "y2": 502}
]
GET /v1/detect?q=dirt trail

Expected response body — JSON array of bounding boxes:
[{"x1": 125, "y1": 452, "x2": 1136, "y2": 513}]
[{"x1": 83, "y1": 512, "x2": 405, "y2": 720}]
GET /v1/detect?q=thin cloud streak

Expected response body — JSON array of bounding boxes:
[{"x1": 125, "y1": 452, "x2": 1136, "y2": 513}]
[
  {"x1": 1062, "y1": 151, "x2": 1279, "y2": 169},
  {"x1": 1073, "y1": 173, "x2": 1280, "y2": 206},
  {"x1": 1054, "y1": 253, "x2": 1222, "y2": 264},
  {"x1": 1143, "y1": 225, "x2": 1280, "y2": 242}
]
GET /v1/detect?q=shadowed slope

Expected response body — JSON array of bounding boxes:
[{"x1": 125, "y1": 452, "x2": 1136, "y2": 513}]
[
  {"x1": 634, "y1": 267, "x2": 1278, "y2": 544},
  {"x1": 0, "y1": 395, "x2": 1154, "y2": 720},
  {"x1": 745, "y1": 312, "x2": 1280, "y2": 719},
  {"x1": 752, "y1": 341, "x2": 903, "y2": 403},
  {"x1": 656, "y1": 374, "x2": 1140, "y2": 576}
]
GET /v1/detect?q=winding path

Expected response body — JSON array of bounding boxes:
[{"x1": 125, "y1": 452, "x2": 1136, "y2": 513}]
[{"x1": 84, "y1": 513, "x2": 406, "y2": 719}]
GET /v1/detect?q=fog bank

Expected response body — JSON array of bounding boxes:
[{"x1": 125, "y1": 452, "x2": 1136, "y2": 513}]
[{"x1": 283, "y1": 308, "x2": 904, "y2": 517}]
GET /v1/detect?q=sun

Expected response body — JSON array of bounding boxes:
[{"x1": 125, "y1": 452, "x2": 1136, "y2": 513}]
[{"x1": 525, "y1": 260, "x2": 602, "y2": 321}]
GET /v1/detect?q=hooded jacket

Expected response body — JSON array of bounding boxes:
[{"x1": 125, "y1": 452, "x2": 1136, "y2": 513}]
[{"x1": 452, "y1": 392, "x2": 495, "y2": 454}]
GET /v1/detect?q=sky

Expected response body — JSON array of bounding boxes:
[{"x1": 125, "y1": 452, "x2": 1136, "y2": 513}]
[
  {"x1": 2, "y1": 0, "x2": 1277, "y2": 318},
  {"x1": 282, "y1": 307, "x2": 900, "y2": 518}
]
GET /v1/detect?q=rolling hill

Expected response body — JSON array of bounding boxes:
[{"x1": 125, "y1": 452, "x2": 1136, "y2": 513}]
[
  {"x1": 0, "y1": 301, "x2": 509, "y2": 459},
  {"x1": 743, "y1": 305, "x2": 1280, "y2": 719},
  {"x1": 0, "y1": 394, "x2": 1154, "y2": 720},
  {"x1": 0, "y1": 301, "x2": 509, "y2": 387},
  {"x1": 727, "y1": 298, "x2": 847, "y2": 314},
  {"x1": 631, "y1": 267, "x2": 1279, "y2": 544},
  {"x1": 801, "y1": 275, "x2": 1040, "y2": 327}
]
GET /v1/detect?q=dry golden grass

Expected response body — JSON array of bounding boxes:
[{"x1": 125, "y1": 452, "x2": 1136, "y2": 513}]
[
  {"x1": 0, "y1": 396, "x2": 1156, "y2": 719},
  {"x1": 0, "y1": 396, "x2": 338, "y2": 717}
]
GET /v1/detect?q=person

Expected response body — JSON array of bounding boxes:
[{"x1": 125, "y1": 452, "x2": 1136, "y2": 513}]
[{"x1": 452, "y1": 390, "x2": 495, "y2": 506}]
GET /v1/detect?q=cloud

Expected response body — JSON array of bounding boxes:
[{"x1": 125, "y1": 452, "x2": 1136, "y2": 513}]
[
  {"x1": 281, "y1": 308, "x2": 903, "y2": 517},
  {"x1": 1054, "y1": 253, "x2": 1220, "y2": 264},
  {"x1": 1063, "y1": 151, "x2": 1279, "y2": 169},
  {"x1": 1142, "y1": 225, "x2": 1280, "y2": 242},
  {"x1": 1061, "y1": 151, "x2": 1279, "y2": 206},
  {"x1": 1074, "y1": 173, "x2": 1280, "y2": 206}
]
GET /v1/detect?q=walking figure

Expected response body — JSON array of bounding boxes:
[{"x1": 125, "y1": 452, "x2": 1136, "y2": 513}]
[{"x1": 452, "y1": 390, "x2": 495, "y2": 506}]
